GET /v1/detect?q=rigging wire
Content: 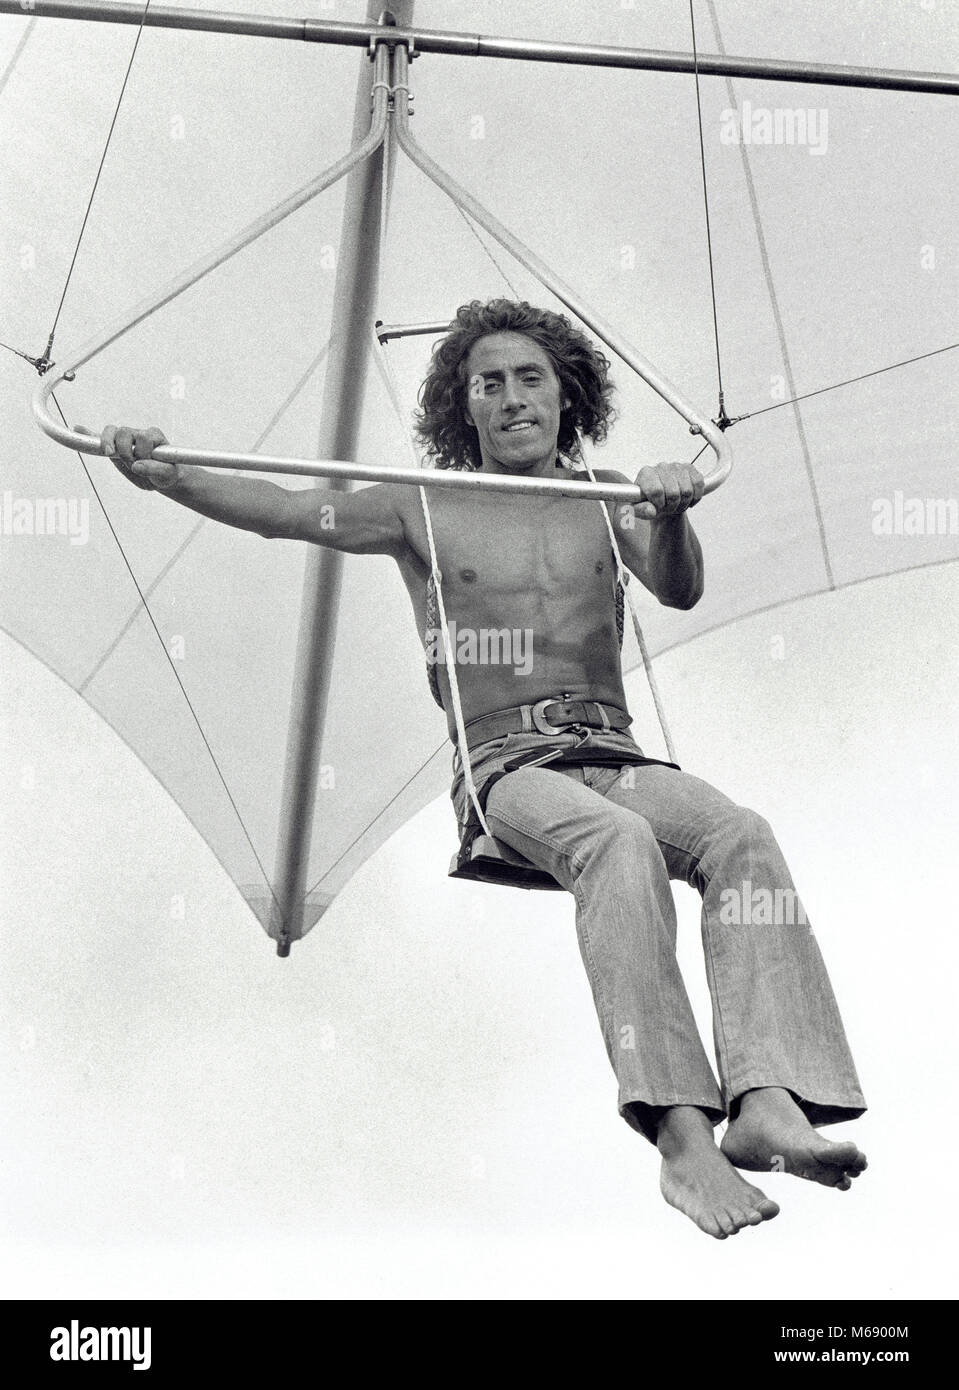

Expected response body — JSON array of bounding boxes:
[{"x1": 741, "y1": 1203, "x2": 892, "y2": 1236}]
[
  {"x1": 704, "y1": 0, "x2": 833, "y2": 586},
  {"x1": 50, "y1": 390, "x2": 287, "y2": 933},
  {"x1": 307, "y1": 742, "x2": 446, "y2": 898},
  {"x1": 43, "y1": 0, "x2": 153, "y2": 365},
  {"x1": 79, "y1": 340, "x2": 331, "y2": 695},
  {"x1": 0, "y1": 338, "x2": 47, "y2": 369},
  {"x1": 733, "y1": 341, "x2": 959, "y2": 425},
  {"x1": 455, "y1": 204, "x2": 523, "y2": 300},
  {"x1": 679, "y1": 339, "x2": 958, "y2": 466},
  {"x1": 688, "y1": 0, "x2": 727, "y2": 422}
]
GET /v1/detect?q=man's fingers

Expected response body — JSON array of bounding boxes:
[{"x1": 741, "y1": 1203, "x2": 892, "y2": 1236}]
[
  {"x1": 108, "y1": 425, "x2": 169, "y2": 461},
  {"x1": 637, "y1": 466, "x2": 665, "y2": 512},
  {"x1": 97, "y1": 424, "x2": 174, "y2": 490},
  {"x1": 114, "y1": 427, "x2": 137, "y2": 463},
  {"x1": 636, "y1": 462, "x2": 706, "y2": 516},
  {"x1": 143, "y1": 427, "x2": 168, "y2": 452},
  {"x1": 101, "y1": 425, "x2": 142, "y2": 486}
]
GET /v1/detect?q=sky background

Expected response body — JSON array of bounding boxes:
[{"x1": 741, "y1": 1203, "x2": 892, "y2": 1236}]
[
  {"x1": 1, "y1": 0, "x2": 958, "y2": 1299},
  {"x1": 2, "y1": 565, "x2": 957, "y2": 1299}
]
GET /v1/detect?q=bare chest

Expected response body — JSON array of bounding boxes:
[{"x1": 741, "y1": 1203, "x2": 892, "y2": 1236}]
[{"x1": 404, "y1": 491, "x2": 616, "y2": 602}]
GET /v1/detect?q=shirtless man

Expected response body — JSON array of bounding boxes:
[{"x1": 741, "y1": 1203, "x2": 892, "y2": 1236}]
[{"x1": 92, "y1": 298, "x2": 867, "y2": 1239}]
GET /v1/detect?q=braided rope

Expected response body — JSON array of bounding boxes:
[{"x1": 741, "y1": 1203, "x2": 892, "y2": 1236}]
[
  {"x1": 369, "y1": 276, "x2": 676, "y2": 792},
  {"x1": 369, "y1": 325, "x2": 491, "y2": 835},
  {"x1": 579, "y1": 462, "x2": 678, "y2": 763}
]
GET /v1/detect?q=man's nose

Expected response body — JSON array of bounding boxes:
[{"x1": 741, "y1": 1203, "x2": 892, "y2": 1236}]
[{"x1": 501, "y1": 375, "x2": 525, "y2": 410}]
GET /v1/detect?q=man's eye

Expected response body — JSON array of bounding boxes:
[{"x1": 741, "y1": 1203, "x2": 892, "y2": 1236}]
[{"x1": 523, "y1": 375, "x2": 542, "y2": 385}]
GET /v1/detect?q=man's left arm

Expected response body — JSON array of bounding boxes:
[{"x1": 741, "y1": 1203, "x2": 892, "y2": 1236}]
[{"x1": 593, "y1": 462, "x2": 705, "y2": 610}]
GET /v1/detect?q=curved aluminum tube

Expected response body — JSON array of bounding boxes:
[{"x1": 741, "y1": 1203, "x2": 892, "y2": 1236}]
[
  {"x1": 28, "y1": 414, "x2": 665, "y2": 504},
  {"x1": 390, "y1": 46, "x2": 732, "y2": 497}
]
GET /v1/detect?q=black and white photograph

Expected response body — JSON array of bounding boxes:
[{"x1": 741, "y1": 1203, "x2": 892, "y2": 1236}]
[{"x1": 0, "y1": 0, "x2": 955, "y2": 1331}]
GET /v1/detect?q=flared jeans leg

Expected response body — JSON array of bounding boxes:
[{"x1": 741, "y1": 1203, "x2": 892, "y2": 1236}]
[{"x1": 484, "y1": 761, "x2": 866, "y2": 1142}]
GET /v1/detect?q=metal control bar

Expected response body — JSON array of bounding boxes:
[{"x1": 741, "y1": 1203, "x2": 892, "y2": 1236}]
[{"x1": 2, "y1": 2, "x2": 957, "y2": 94}]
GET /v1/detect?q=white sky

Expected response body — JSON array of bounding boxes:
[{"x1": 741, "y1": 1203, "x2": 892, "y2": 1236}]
[
  {"x1": 2, "y1": 564, "x2": 957, "y2": 1298},
  {"x1": 1, "y1": 0, "x2": 958, "y2": 1300}
]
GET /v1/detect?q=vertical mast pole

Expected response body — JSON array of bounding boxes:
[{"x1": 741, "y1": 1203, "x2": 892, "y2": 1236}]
[{"x1": 272, "y1": 4, "x2": 415, "y2": 955}]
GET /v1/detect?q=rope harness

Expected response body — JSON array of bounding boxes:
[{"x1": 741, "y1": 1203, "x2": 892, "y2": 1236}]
[{"x1": 370, "y1": 329, "x2": 679, "y2": 853}]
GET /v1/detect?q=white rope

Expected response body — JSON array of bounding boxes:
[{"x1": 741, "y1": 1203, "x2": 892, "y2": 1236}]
[
  {"x1": 369, "y1": 182, "x2": 677, "y2": 790},
  {"x1": 444, "y1": 158, "x2": 680, "y2": 765},
  {"x1": 580, "y1": 460, "x2": 679, "y2": 764},
  {"x1": 370, "y1": 327, "x2": 492, "y2": 836}
]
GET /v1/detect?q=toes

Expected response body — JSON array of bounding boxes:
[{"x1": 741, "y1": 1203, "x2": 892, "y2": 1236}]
[
  {"x1": 725, "y1": 1205, "x2": 764, "y2": 1234},
  {"x1": 817, "y1": 1163, "x2": 862, "y2": 1189},
  {"x1": 822, "y1": 1140, "x2": 864, "y2": 1170},
  {"x1": 810, "y1": 1163, "x2": 846, "y2": 1187},
  {"x1": 745, "y1": 1185, "x2": 780, "y2": 1220}
]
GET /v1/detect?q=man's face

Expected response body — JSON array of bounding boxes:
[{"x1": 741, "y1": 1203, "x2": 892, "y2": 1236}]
[{"x1": 464, "y1": 332, "x2": 569, "y2": 473}]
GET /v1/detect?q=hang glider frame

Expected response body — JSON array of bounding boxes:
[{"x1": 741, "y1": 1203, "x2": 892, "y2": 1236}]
[
  {"x1": 17, "y1": 2, "x2": 957, "y2": 952},
  {"x1": 4, "y1": 2, "x2": 958, "y2": 94},
  {"x1": 32, "y1": 37, "x2": 735, "y2": 500}
]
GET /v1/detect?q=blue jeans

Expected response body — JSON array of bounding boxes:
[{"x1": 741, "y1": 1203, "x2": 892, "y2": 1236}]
[{"x1": 452, "y1": 727, "x2": 867, "y2": 1143}]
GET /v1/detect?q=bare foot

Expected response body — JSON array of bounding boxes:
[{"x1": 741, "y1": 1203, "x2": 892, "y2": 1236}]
[
  {"x1": 721, "y1": 1087, "x2": 867, "y2": 1190},
  {"x1": 657, "y1": 1106, "x2": 780, "y2": 1239}
]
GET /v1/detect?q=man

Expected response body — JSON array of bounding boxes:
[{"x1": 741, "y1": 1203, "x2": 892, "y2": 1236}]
[{"x1": 91, "y1": 297, "x2": 867, "y2": 1239}]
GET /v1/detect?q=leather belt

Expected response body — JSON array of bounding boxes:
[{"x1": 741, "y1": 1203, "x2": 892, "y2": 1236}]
[{"x1": 464, "y1": 697, "x2": 632, "y2": 749}]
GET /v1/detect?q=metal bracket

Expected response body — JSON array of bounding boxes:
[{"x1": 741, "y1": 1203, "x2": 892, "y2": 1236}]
[
  {"x1": 369, "y1": 29, "x2": 416, "y2": 60},
  {"x1": 370, "y1": 79, "x2": 414, "y2": 115}
]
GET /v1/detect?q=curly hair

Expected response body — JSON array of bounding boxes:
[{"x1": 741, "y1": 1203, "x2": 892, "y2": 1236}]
[{"x1": 413, "y1": 299, "x2": 616, "y2": 471}]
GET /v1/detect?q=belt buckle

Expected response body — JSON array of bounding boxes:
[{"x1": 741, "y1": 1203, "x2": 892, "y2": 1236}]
[
  {"x1": 531, "y1": 697, "x2": 564, "y2": 735},
  {"x1": 531, "y1": 695, "x2": 592, "y2": 736}
]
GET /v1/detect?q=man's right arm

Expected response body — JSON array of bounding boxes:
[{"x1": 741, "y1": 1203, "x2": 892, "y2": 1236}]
[
  {"x1": 89, "y1": 424, "x2": 409, "y2": 557},
  {"x1": 168, "y1": 465, "x2": 408, "y2": 555}
]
